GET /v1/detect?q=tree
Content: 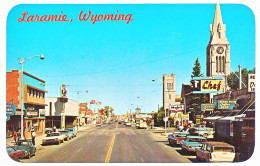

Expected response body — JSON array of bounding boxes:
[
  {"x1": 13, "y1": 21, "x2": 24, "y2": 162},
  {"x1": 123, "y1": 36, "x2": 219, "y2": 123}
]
[
  {"x1": 157, "y1": 107, "x2": 165, "y2": 127},
  {"x1": 104, "y1": 106, "x2": 114, "y2": 116},
  {"x1": 227, "y1": 67, "x2": 255, "y2": 90},
  {"x1": 191, "y1": 58, "x2": 204, "y2": 81}
]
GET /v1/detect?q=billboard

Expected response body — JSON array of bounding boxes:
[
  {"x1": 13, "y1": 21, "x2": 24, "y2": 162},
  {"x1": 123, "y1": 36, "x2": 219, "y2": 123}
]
[
  {"x1": 248, "y1": 74, "x2": 255, "y2": 92},
  {"x1": 218, "y1": 100, "x2": 237, "y2": 109},
  {"x1": 192, "y1": 76, "x2": 223, "y2": 93}
]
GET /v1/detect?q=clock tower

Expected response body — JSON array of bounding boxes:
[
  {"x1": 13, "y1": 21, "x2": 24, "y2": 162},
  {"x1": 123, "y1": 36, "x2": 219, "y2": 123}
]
[{"x1": 206, "y1": 4, "x2": 230, "y2": 92}]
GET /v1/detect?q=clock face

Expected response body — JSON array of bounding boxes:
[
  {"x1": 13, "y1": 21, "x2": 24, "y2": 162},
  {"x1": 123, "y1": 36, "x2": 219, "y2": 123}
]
[{"x1": 216, "y1": 47, "x2": 224, "y2": 54}]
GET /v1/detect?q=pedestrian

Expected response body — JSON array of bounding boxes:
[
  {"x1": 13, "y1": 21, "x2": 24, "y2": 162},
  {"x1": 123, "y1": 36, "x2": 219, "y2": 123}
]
[
  {"x1": 17, "y1": 130, "x2": 21, "y2": 141},
  {"x1": 13, "y1": 131, "x2": 17, "y2": 143},
  {"x1": 31, "y1": 129, "x2": 36, "y2": 145},
  {"x1": 53, "y1": 125, "x2": 56, "y2": 132}
]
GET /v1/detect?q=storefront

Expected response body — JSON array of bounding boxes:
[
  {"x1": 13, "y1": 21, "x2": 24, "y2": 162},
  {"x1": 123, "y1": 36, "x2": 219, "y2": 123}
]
[{"x1": 6, "y1": 70, "x2": 47, "y2": 138}]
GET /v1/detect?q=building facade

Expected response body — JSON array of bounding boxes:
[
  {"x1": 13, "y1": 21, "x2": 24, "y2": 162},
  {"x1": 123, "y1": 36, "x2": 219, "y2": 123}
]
[
  {"x1": 45, "y1": 97, "x2": 79, "y2": 129},
  {"x1": 6, "y1": 70, "x2": 47, "y2": 138},
  {"x1": 163, "y1": 74, "x2": 179, "y2": 110},
  {"x1": 206, "y1": 4, "x2": 230, "y2": 93}
]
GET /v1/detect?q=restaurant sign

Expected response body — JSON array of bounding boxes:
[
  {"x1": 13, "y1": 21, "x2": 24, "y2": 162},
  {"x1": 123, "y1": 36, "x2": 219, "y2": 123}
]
[
  {"x1": 170, "y1": 105, "x2": 184, "y2": 112},
  {"x1": 6, "y1": 103, "x2": 16, "y2": 120},
  {"x1": 248, "y1": 74, "x2": 255, "y2": 92},
  {"x1": 192, "y1": 77, "x2": 223, "y2": 93},
  {"x1": 201, "y1": 103, "x2": 217, "y2": 111},
  {"x1": 218, "y1": 100, "x2": 237, "y2": 110}
]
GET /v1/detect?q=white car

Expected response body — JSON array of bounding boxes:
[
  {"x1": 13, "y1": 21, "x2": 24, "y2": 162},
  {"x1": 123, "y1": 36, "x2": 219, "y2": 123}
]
[
  {"x1": 126, "y1": 122, "x2": 131, "y2": 127},
  {"x1": 196, "y1": 142, "x2": 235, "y2": 162},
  {"x1": 42, "y1": 132, "x2": 66, "y2": 145}
]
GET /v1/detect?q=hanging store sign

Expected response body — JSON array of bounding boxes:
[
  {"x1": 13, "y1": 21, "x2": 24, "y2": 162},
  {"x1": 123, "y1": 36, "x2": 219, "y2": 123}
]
[
  {"x1": 218, "y1": 100, "x2": 237, "y2": 110},
  {"x1": 192, "y1": 77, "x2": 223, "y2": 93},
  {"x1": 201, "y1": 103, "x2": 217, "y2": 111},
  {"x1": 170, "y1": 105, "x2": 184, "y2": 112},
  {"x1": 248, "y1": 74, "x2": 255, "y2": 92},
  {"x1": 6, "y1": 103, "x2": 16, "y2": 120},
  {"x1": 182, "y1": 114, "x2": 189, "y2": 121},
  {"x1": 175, "y1": 98, "x2": 183, "y2": 102},
  {"x1": 26, "y1": 107, "x2": 38, "y2": 117}
]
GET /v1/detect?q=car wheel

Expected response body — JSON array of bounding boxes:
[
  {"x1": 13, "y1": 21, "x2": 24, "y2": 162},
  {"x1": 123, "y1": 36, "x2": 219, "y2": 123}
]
[
  {"x1": 27, "y1": 152, "x2": 31, "y2": 159},
  {"x1": 202, "y1": 133, "x2": 208, "y2": 138},
  {"x1": 181, "y1": 148, "x2": 187, "y2": 155},
  {"x1": 196, "y1": 156, "x2": 201, "y2": 162}
]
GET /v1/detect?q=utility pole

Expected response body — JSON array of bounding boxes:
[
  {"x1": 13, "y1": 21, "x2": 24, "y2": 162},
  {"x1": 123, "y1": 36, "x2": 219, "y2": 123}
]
[{"x1": 238, "y1": 65, "x2": 242, "y2": 89}]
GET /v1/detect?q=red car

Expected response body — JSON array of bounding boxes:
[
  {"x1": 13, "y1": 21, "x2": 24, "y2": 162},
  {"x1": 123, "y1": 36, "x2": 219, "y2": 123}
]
[
  {"x1": 7, "y1": 146, "x2": 26, "y2": 161},
  {"x1": 96, "y1": 122, "x2": 102, "y2": 127},
  {"x1": 168, "y1": 132, "x2": 189, "y2": 146}
]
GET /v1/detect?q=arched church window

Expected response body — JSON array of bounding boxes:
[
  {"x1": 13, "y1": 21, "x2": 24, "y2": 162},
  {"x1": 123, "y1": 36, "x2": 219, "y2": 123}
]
[
  {"x1": 222, "y1": 56, "x2": 225, "y2": 73},
  {"x1": 216, "y1": 56, "x2": 218, "y2": 73},
  {"x1": 219, "y1": 56, "x2": 221, "y2": 73}
]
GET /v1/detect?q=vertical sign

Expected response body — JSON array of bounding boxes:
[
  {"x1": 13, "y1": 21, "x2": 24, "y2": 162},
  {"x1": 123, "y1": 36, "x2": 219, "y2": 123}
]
[{"x1": 248, "y1": 74, "x2": 255, "y2": 92}]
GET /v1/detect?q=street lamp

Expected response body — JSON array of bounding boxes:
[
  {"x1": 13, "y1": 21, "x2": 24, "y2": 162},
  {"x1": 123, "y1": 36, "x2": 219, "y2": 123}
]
[
  {"x1": 19, "y1": 54, "x2": 44, "y2": 140},
  {"x1": 152, "y1": 78, "x2": 168, "y2": 133}
]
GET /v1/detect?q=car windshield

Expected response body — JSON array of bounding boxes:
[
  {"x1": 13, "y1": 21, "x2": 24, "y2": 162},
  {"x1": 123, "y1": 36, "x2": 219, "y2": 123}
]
[
  {"x1": 214, "y1": 147, "x2": 234, "y2": 152},
  {"x1": 6, "y1": 147, "x2": 15, "y2": 153},
  {"x1": 48, "y1": 133, "x2": 60, "y2": 137},
  {"x1": 16, "y1": 141, "x2": 29, "y2": 146},
  {"x1": 188, "y1": 138, "x2": 206, "y2": 142}
]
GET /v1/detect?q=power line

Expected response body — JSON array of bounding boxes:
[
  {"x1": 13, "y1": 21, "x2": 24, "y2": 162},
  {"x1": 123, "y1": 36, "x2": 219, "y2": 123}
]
[{"x1": 40, "y1": 47, "x2": 205, "y2": 78}]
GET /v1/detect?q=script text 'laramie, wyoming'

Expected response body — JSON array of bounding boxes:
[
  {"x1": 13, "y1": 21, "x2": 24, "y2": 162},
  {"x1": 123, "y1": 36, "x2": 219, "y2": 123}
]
[{"x1": 17, "y1": 10, "x2": 135, "y2": 24}]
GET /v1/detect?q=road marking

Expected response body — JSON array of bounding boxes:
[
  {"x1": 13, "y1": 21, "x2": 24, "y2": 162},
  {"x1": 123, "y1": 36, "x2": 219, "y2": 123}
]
[
  {"x1": 141, "y1": 158, "x2": 144, "y2": 162},
  {"x1": 76, "y1": 147, "x2": 84, "y2": 153},
  {"x1": 105, "y1": 133, "x2": 116, "y2": 163},
  {"x1": 116, "y1": 123, "x2": 118, "y2": 129}
]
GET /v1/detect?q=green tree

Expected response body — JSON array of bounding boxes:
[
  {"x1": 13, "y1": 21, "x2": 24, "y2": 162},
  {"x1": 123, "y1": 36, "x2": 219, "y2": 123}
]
[
  {"x1": 227, "y1": 67, "x2": 255, "y2": 90},
  {"x1": 191, "y1": 58, "x2": 204, "y2": 81},
  {"x1": 104, "y1": 106, "x2": 114, "y2": 116},
  {"x1": 157, "y1": 107, "x2": 165, "y2": 127}
]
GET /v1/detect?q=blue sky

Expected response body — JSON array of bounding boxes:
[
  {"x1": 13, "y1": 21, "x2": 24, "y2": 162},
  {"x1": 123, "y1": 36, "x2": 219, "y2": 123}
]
[{"x1": 6, "y1": 4, "x2": 255, "y2": 115}]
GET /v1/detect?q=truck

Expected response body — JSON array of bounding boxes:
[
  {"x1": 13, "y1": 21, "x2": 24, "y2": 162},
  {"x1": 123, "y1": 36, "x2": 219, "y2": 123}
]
[{"x1": 137, "y1": 119, "x2": 147, "y2": 129}]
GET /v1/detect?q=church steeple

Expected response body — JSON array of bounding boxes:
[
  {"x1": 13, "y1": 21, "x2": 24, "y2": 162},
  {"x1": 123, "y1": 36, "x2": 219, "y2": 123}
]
[
  {"x1": 206, "y1": 4, "x2": 230, "y2": 93},
  {"x1": 209, "y1": 3, "x2": 229, "y2": 45},
  {"x1": 212, "y1": 4, "x2": 223, "y2": 36}
]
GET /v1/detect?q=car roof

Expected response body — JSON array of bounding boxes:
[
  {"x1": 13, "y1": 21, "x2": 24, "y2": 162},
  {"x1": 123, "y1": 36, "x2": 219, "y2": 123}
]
[
  {"x1": 203, "y1": 141, "x2": 234, "y2": 147},
  {"x1": 186, "y1": 135, "x2": 206, "y2": 139}
]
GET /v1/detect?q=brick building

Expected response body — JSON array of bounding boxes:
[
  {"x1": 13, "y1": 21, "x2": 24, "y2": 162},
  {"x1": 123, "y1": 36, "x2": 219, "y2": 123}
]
[{"x1": 6, "y1": 70, "x2": 47, "y2": 138}]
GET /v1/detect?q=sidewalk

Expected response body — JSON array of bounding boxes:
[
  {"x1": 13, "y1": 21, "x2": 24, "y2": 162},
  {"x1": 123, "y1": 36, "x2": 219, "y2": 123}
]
[{"x1": 6, "y1": 124, "x2": 95, "y2": 148}]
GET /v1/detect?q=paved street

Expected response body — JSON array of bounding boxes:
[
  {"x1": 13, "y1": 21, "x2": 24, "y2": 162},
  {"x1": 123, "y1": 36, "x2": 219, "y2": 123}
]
[{"x1": 22, "y1": 122, "x2": 191, "y2": 163}]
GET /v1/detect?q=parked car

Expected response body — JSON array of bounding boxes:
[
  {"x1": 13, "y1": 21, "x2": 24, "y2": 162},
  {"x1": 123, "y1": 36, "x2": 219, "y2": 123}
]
[
  {"x1": 14, "y1": 139, "x2": 36, "y2": 159},
  {"x1": 189, "y1": 126, "x2": 215, "y2": 138},
  {"x1": 42, "y1": 132, "x2": 66, "y2": 145},
  {"x1": 195, "y1": 142, "x2": 235, "y2": 162},
  {"x1": 168, "y1": 132, "x2": 189, "y2": 146},
  {"x1": 181, "y1": 136, "x2": 207, "y2": 154},
  {"x1": 66, "y1": 127, "x2": 77, "y2": 137},
  {"x1": 6, "y1": 146, "x2": 26, "y2": 161},
  {"x1": 59, "y1": 130, "x2": 73, "y2": 141},
  {"x1": 45, "y1": 128, "x2": 53, "y2": 134},
  {"x1": 136, "y1": 123, "x2": 140, "y2": 128},
  {"x1": 126, "y1": 122, "x2": 131, "y2": 127},
  {"x1": 96, "y1": 122, "x2": 102, "y2": 127}
]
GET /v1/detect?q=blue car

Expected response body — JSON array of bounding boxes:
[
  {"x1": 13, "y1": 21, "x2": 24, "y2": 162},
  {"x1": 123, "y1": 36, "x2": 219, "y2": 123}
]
[
  {"x1": 65, "y1": 127, "x2": 77, "y2": 138},
  {"x1": 180, "y1": 136, "x2": 207, "y2": 154}
]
